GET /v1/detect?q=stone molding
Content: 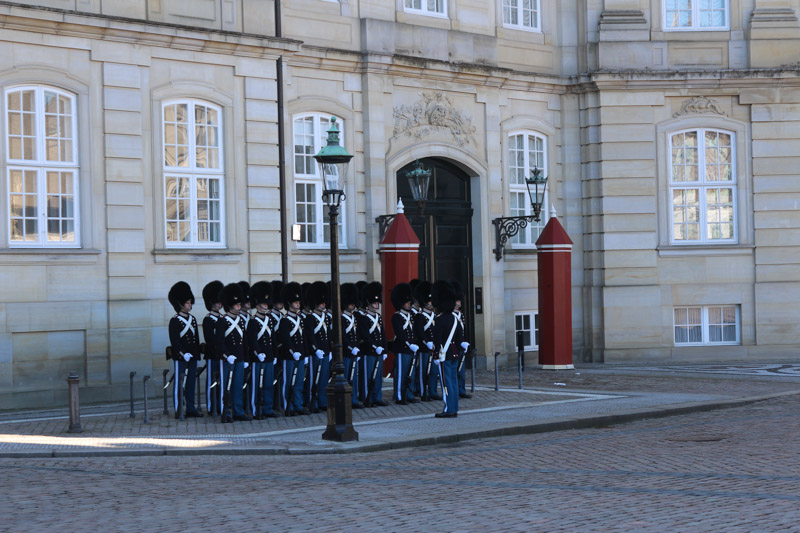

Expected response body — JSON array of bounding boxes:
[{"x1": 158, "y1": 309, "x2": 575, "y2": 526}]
[
  {"x1": 672, "y1": 96, "x2": 728, "y2": 118},
  {"x1": 599, "y1": 10, "x2": 648, "y2": 26},
  {"x1": 391, "y1": 91, "x2": 477, "y2": 147},
  {"x1": 750, "y1": 7, "x2": 798, "y2": 25}
]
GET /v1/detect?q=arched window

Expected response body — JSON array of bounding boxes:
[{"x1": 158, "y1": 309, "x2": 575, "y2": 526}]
[
  {"x1": 293, "y1": 113, "x2": 346, "y2": 248},
  {"x1": 507, "y1": 131, "x2": 548, "y2": 246},
  {"x1": 669, "y1": 128, "x2": 736, "y2": 244},
  {"x1": 162, "y1": 100, "x2": 224, "y2": 247},
  {"x1": 6, "y1": 86, "x2": 79, "y2": 247}
]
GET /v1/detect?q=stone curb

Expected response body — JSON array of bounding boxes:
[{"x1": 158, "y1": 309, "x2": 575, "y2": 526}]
[{"x1": 2, "y1": 389, "x2": 798, "y2": 459}]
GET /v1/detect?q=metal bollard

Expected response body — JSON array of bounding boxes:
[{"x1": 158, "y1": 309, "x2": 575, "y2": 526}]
[
  {"x1": 196, "y1": 364, "x2": 204, "y2": 412},
  {"x1": 470, "y1": 347, "x2": 475, "y2": 393},
  {"x1": 494, "y1": 351, "x2": 499, "y2": 392},
  {"x1": 177, "y1": 369, "x2": 186, "y2": 421},
  {"x1": 67, "y1": 372, "x2": 82, "y2": 433},
  {"x1": 143, "y1": 375, "x2": 151, "y2": 424},
  {"x1": 162, "y1": 368, "x2": 169, "y2": 415},
  {"x1": 518, "y1": 350, "x2": 523, "y2": 389},
  {"x1": 516, "y1": 330, "x2": 526, "y2": 372},
  {"x1": 129, "y1": 371, "x2": 136, "y2": 418}
]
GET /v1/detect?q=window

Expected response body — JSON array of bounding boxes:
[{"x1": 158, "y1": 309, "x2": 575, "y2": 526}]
[
  {"x1": 669, "y1": 129, "x2": 736, "y2": 245},
  {"x1": 503, "y1": 0, "x2": 540, "y2": 31},
  {"x1": 508, "y1": 132, "x2": 547, "y2": 246},
  {"x1": 515, "y1": 311, "x2": 539, "y2": 350},
  {"x1": 404, "y1": 0, "x2": 447, "y2": 17},
  {"x1": 6, "y1": 86, "x2": 79, "y2": 247},
  {"x1": 293, "y1": 113, "x2": 346, "y2": 247},
  {"x1": 162, "y1": 100, "x2": 224, "y2": 248},
  {"x1": 664, "y1": 0, "x2": 728, "y2": 30},
  {"x1": 673, "y1": 305, "x2": 739, "y2": 345}
]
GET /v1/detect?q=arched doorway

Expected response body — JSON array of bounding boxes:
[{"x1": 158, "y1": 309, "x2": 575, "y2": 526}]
[{"x1": 396, "y1": 157, "x2": 475, "y2": 342}]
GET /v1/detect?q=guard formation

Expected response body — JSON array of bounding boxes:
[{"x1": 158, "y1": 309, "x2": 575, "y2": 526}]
[{"x1": 167, "y1": 277, "x2": 472, "y2": 422}]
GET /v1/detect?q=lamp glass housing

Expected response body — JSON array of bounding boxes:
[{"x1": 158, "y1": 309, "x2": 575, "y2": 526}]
[
  {"x1": 313, "y1": 117, "x2": 353, "y2": 208},
  {"x1": 405, "y1": 160, "x2": 431, "y2": 203},
  {"x1": 525, "y1": 166, "x2": 548, "y2": 220}
]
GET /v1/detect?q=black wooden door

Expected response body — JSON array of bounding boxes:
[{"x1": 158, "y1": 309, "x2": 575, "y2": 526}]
[{"x1": 397, "y1": 158, "x2": 475, "y2": 343}]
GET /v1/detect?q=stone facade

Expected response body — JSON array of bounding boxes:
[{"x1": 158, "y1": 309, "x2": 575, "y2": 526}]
[{"x1": 0, "y1": 0, "x2": 799, "y2": 407}]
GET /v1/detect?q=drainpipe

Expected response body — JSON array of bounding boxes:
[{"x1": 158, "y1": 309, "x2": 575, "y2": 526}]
[{"x1": 275, "y1": 0, "x2": 288, "y2": 282}]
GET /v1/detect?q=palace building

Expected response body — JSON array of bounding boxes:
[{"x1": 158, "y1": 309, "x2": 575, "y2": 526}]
[{"x1": 1, "y1": 0, "x2": 799, "y2": 407}]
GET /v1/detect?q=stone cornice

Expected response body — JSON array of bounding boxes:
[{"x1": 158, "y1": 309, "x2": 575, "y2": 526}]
[
  {"x1": 572, "y1": 68, "x2": 800, "y2": 92},
  {"x1": 0, "y1": 0, "x2": 300, "y2": 57}
]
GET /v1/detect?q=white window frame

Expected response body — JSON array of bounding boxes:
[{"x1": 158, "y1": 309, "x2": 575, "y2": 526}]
[
  {"x1": 5, "y1": 85, "x2": 80, "y2": 248},
  {"x1": 673, "y1": 305, "x2": 740, "y2": 346},
  {"x1": 663, "y1": 0, "x2": 729, "y2": 31},
  {"x1": 508, "y1": 131, "x2": 548, "y2": 248},
  {"x1": 669, "y1": 128, "x2": 737, "y2": 246},
  {"x1": 514, "y1": 311, "x2": 539, "y2": 350},
  {"x1": 502, "y1": 0, "x2": 541, "y2": 32},
  {"x1": 162, "y1": 99, "x2": 225, "y2": 249},
  {"x1": 293, "y1": 113, "x2": 347, "y2": 249},
  {"x1": 403, "y1": 0, "x2": 448, "y2": 18}
]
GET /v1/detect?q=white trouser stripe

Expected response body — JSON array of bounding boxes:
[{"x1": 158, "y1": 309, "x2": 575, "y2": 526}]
[{"x1": 396, "y1": 354, "x2": 403, "y2": 401}]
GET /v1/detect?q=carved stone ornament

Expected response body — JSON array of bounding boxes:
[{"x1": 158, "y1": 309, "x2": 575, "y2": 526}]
[
  {"x1": 392, "y1": 92, "x2": 477, "y2": 147},
  {"x1": 673, "y1": 96, "x2": 728, "y2": 118}
]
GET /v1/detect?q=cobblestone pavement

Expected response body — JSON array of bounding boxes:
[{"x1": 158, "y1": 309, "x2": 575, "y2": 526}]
[{"x1": 2, "y1": 392, "x2": 799, "y2": 531}]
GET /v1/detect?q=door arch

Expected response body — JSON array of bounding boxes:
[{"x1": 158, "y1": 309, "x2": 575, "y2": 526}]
[{"x1": 396, "y1": 157, "x2": 475, "y2": 343}]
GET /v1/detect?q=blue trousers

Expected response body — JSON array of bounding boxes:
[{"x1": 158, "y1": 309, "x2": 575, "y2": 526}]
[
  {"x1": 429, "y1": 357, "x2": 442, "y2": 397},
  {"x1": 222, "y1": 359, "x2": 245, "y2": 417},
  {"x1": 173, "y1": 358, "x2": 198, "y2": 413},
  {"x1": 362, "y1": 355, "x2": 384, "y2": 404},
  {"x1": 343, "y1": 355, "x2": 360, "y2": 406},
  {"x1": 250, "y1": 361, "x2": 275, "y2": 415},
  {"x1": 283, "y1": 358, "x2": 306, "y2": 413},
  {"x1": 394, "y1": 352, "x2": 411, "y2": 401},
  {"x1": 206, "y1": 360, "x2": 222, "y2": 414},
  {"x1": 440, "y1": 358, "x2": 459, "y2": 414},
  {"x1": 312, "y1": 355, "x2": 331, "y2": 409},
  {"x1": 418, "y1": 352, "x2": 435, "y2": 398},
  {"x1": 458, "y1": 351, "x2": 468, "y2": 395}
]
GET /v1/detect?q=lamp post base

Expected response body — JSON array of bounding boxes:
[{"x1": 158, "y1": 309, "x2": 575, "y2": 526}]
[{"x1": 322, "y1": 375, "x2": 359, "y2": 442}]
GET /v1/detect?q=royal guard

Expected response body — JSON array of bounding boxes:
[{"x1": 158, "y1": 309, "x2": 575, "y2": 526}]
[
  {"x1": 270, "y1": 279, "x2": 285, "y2": 412},
  {"x1": 237, "y1": 280, "x2": 254, "y2": 413},
  {"x1": 359, "y1": 281, "x2": 388, "y2": 407},
  {"x1": 215, "y1": 283, "x2": 250, "y2": 422},
  {"x1": 408, "y1": 278, "x2": 422, "y2": 398},
  {"x1": 340, "y1": 282, "x2": 363, "y2": 409},
  {"x1": 413, "y1": 281, "x2": 440, "y2": 401},
  {"x1": 354, "y1": 280, "x2": 369, "y2": 403},
  {"x1": 201, "y1": 280, "x2": 224, "y2": 415},
  {"x1": 168, "y1": 281, "x2": 203, "y2": 418},
  {"x1": 304, "y1": 281, "x2": 332, "y2": 413},
  {"x1": 452, "y1": 281, "x2": 472, "y2": 399},
  {"x1": 432, "y1": 280, "x2": 463, "y2": 418},
  {"x1": 247, "y1": 281, "x2": 277, "y2": 419},
  {"x1": 279, "y1": 282, "x2": 310, "y2": 416},
  {"x1": 391, "y1": 282, "x2": 420, "y2": 405}
]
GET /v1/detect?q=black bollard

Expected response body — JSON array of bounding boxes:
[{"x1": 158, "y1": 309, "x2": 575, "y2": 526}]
[
  {"x1": 67, "y1": 372, "x2": 82, "y2": 433},
  {"x1": 196, "y1": 364, "x2": 205, "y2": 413},
  {"x1": 143, "y1": 375, "x2": 151, "y2": 424},
  {"x1": 129, "y1": 371, "x2": 136, "y2": 418},
  {"x1": 470, "y1": 347, "x2": 475, "y2": 393},
  {"x1": 518, "y1": 351, "x2": 523, "y2": 390},
  {"x1": 494, "y1": 351, "x2": 499, "y2": 391},
  {"x1": 516, "y1": 330, "x2": 525, "y2": 372},
  {"x1": 177, "y1": 369, "x2": 186, "y2": 421},
  {"x1": 162, "y1": 368, "x2": 169, "y2": 415}
]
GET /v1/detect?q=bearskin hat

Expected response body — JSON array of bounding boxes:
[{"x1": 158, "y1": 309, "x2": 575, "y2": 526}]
[
  {"x1": 250, "y1": 281, "x2": 271, "y2": 308},
  {"x1": 390, "y1": 282, "x2": 414, "y2": 311},
  {"x1": 340, "y1": 283, "x2": 358, "y2": 308},
  {"x1": 431, "y1": 280, "x2": 456, "y2": 314},
  {"x1": 414, "y1": 280, "x2": 433, "y2": 306},
  {"x1": 364, "y1": 281, "x2": 383, "y2": 305},
  {"x1": 168, "y1": 281, "x2": 194, "y2": 313},
  {"x1": 270, "y1": 280, "x2": 284, "y2": 306},
  {"x1": 301, "y1": 282, "x2": 311, "y2": 308},
  {"x1": 355, "y1": 281, "x2": 368, "y2": 307},
  {"x1": 451, "y1": 280, "x2": 464, "y2": 303},
  {"x1": 202, "y1": 280, "x2": 223, "y2": 311},
  {"x1": 237, "y1": 281, "x2": 251, "y2": 303},
  {"x1": 282, "y1": 281, "x2": 303, "y2": 308},
  {"x1": 305, "y1": 281, "x2": 328, "y2": 308},
  {"x1": 220, "y1": 283, "x2": 244, "y2": 313}
]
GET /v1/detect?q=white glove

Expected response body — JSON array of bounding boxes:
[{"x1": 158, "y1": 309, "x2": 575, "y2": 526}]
[
  {"x1": 409, "y1": 343, "x2": 419, "y2": 353},
  {"x1": 257, "y1": 353, "x2": 266, "y2": 363},
  {"x1": 315, "y1": 349, "x2": 325, "y2": 359},
  {"x1": 243, "y1": 362, "x2": 249, "y2": 369},
  {"x1": 350, "y1": 347, "x2": 359, "y2": 356},
  {"x1": 438, "y1": 351, "x2": 446, "y2": 363},
  {"x1": 426, "y1": 341, "x2": 434, "y2": 351},
  {"x1": 329, "y1": 352, "x2": 333, "y2": 362},
  {"x1": 356, "y1": 356, "x2": 361, "y2": 362},
  {"x1": 461, "y1": 342, "x2": 470, "y2": 351},
  {"x1": 292, "y1": 352, "x2": 301, "y2": 361},
  {"x1": 375, "y1": 346, "x2": 384, "y2": 355},
  {"x1": 182, "y1": 353, "x2": 192, "y2": 362},
  {"x1": 226, "y1": 355, "x2": 236, "y2": 365},
  {"x1": 272, "y1": 358, "x2": 277, "y2": 365},
  {"x1": 382, "y1": 353, "x2": 387, "y2": 361}
]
